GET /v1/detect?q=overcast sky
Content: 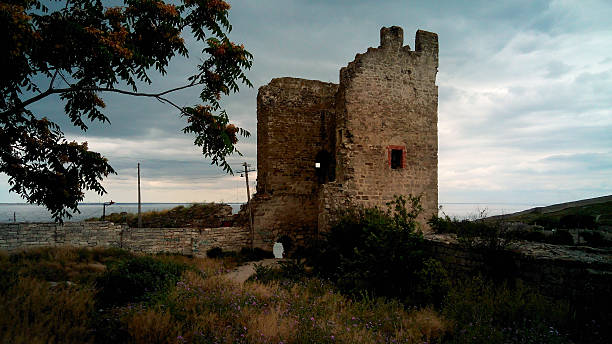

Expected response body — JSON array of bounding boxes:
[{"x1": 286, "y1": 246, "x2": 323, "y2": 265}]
[{"x1": 1, "y1": 0, "x2": 611, "y2": 207}]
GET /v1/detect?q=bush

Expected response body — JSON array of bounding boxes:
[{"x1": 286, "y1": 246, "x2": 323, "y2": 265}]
[
  {"x1": 239, "y1": 247, "x2": 275, "y2": 261},
  {"x1": 206, "y1": 247, "x2": 224, "y2": 258},
  {"x1": 312, "y1": 195, "x2": 430, "y2": 302},
  {"x1": 207, "y1": 247, "x2": 273, "y2": 261},
  {"x1": 548, "y1": 230, "x2": 574, "y2": 245},
  {"x1": 512, "y1": 228, "x2": 547, "y2": 242},
  {"x1": 413, "y1": 258, "x2": 451, "y2": 307},
  {"x1": 559, "y1": 214, "x2": 596, "y2": 229},
  {"x1": 443, "y1": 276, "x2": 571, "y2": 344},
  {"x1": 579, "y1": 231, "x2": 612, "y2": 247},
  {"x1": 251, "y1": 259, "x2": 309, "y2": 284},
  {"x1": 428, "y1": 214, "x2": 516, "y2": 251},
  {"x1": 96, "y1": 256, "x2": 189, "y2": 307}
]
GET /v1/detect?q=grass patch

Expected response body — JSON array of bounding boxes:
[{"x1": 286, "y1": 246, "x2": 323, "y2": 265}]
[
  {"x1": 1, "y1": 246, "x2": 608, "y2": 343},
  {"x1": 442, "y1": 276, "x2": 571, "y2": 343},
  {"x1": 0, "y1": 277, "x2": 95, "y2": 344},
  {"x1": 95, "y1": 255, "x2": 190, "y2": 307}
]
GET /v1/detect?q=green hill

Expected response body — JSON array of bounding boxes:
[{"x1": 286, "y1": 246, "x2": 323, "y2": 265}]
[{"x1": 493, "y1": 195, "x2": 612, "y2": 230}]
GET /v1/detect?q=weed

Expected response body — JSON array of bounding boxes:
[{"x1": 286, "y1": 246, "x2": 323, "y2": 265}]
[
  {"x1": 96, "y1": 256, "x2": 189, "y2": 307},
  {"x1": 0, "y1": 277, "x2": 95, "y2": 344},
  {"x1": 442, "y1": 275, "x2": 571, "y2": 343}
]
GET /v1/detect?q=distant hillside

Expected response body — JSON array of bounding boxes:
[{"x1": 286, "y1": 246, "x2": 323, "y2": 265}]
[{"x1": 488, "y1": 195, "x2": 612, "y2": 229}]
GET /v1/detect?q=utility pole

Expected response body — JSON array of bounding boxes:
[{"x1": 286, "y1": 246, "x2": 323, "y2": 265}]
[
  {"x1": 138, "y1": 162, "x2": 142, "y2": 228},
  {"x1": 242, "y1": 162, "x2": 256, "y2": 249}
]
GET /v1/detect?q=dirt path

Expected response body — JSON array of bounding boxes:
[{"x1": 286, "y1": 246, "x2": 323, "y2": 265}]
[{"x1": 223, "y1": 258, "x2": 281, "y2": 284}]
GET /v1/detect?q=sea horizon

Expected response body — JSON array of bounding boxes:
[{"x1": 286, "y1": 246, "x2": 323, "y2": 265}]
[{"x1": 0, "y1": 201, "x2": 545, "y2": 224}]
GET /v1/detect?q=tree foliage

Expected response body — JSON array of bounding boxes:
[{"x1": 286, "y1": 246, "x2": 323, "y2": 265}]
[{"x1": 0, "y1": 0, "x2": 252, "y2": 221}]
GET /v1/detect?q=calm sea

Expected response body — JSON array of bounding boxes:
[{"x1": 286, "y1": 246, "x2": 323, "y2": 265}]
[
  {"x1": 0, "y1": 203, "x2": 245, "y2": 223},
  {"x1": 0, "y1": 202, "x2": 542, "y2": 223}
]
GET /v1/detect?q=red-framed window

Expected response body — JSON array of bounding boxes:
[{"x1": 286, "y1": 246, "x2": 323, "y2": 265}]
[{"x1": 387, "y1": 145, "x2": 406, "y2": 169}]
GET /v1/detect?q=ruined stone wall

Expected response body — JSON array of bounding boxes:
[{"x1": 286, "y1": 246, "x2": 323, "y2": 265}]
[
  {"x1": 256, "y1": 77, "x2": 338, "y2": 195},
  {"x1": 253, "y1": 78, "x2": 338, "y2": 248},
  {"x1": 322, "y1": 27, "x2": 438, "y2": 230},
  {"x1": 0, "y1": 222, "x2": 125, "y2": 250},
  {"x1": 425, "y1": 234, "x2": 612, "y2": 305},
  {"x1": 0, "y1": 222, "x2": 249, "y2": 257}
]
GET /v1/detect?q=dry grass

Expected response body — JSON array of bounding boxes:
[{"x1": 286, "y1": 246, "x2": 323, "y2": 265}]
[
  {"x1": 407, "y1": 307, "x2": 448, "y2": 342},
  {"x1": 246, "y1": 307, "x2": 297, "y2": 343},
  {"x1": 0, "y1": 246, "x2": 451, "y2": 344},
  {"x1": 0, "y1": 277, "x2": 95, "y2": 344},
  {"x1": 126, "y1": 308, "x2": 180, "y2": 344},
  {"x1": 153, "y1": 270, "x2": 449, "y2": 343}
]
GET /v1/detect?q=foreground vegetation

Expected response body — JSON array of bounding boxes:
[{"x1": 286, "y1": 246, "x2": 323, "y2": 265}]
[
  {"x1": 1, "y1": 197, "x2": 608, "y2": 343},
  {"x1": 2, "y1": 245, "x2": 600, "y2": 344},
  {"x1": 0, "y1": 246, "x2": 447, "y2": 343}
]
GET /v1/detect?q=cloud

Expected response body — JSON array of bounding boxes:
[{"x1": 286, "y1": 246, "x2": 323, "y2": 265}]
[
  {"x1": 2, "y1": 0, "x2": 611, "y2": 210},
  {"x1": 69, "y1": 134, "x2": 257, "y2": 203}
]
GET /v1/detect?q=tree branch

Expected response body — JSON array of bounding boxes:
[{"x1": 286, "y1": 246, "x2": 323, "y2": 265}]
[
  {"x1": 157, "y1": 80, "x2": 205, "y2": 96},
  {"x1": 58, "y1": 72, "x2": 72, "y2": 87},
  {"x1": 49, "y1": 70, "x2": 59, "y2": 91},
  {"x1": 2, "y1": 83, "x2": 202, "y2": 116}
]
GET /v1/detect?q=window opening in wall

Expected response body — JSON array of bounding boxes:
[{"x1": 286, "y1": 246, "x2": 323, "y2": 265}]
[
  {"x1": 388, "y1": 145, "x2": 405, "y2": 169},
  {"x1": 391, "y1": 149, "x2": 403, "y2": 169}
]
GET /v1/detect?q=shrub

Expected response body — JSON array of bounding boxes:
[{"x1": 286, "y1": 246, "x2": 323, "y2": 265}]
[
  {"x1": 413, "y1": 258, "x2": 451, "y2": 307},
  {"x1": 512, "y1": 228, "x2": 547, "y2": 242},
  {"x1": 206, "y1": 247, "x2": 224, "y2": 258},
  {"x1": 239, "y1": 247, "x2": 275, "y2": 261},
  {"x1": 251, "y1": 262, "x2": 283, "y2": 283},
  {"x1": 442, "y1": 276, "x2": 570, "y2": 344},
  {"x1": 579, "y1": 231, "x2": 612, "y2": 247},
  {"x1": 559, "y1": 214, "x2": 596, "y2": 229},
  {"x1": 548, "y1": 229, "x2": 574, "y2": 245},
  {"x1": 312, "y1": 195, "x2": 429, "y2": 302},
  {"x1": 428, "y1": 214, "x2": 516, "y2": 251},
  {"x1": 251, "y1": 259, "x2": 309, "y2": 284},
  {"x1": 96, "y1": 256, "x2": 189, "y2": 307}
]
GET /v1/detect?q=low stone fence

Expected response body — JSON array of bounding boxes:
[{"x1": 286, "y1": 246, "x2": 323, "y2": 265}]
[
  {"x1": 0, "y1": 222, "x2": 250, "y2": 257},
  {"x1": 424, "y1": 233, "x2": 612, "y2": 303}
]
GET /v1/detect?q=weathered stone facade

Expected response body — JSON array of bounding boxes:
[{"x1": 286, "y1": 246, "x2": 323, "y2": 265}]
[{"x1": 251, "y1": 26, "x2": 439, "y2": 249}]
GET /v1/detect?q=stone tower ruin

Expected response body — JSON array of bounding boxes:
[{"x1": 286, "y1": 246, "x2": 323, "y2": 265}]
[{"x1": 250, "y1": 26, "x2": 438, "y2": 249}]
